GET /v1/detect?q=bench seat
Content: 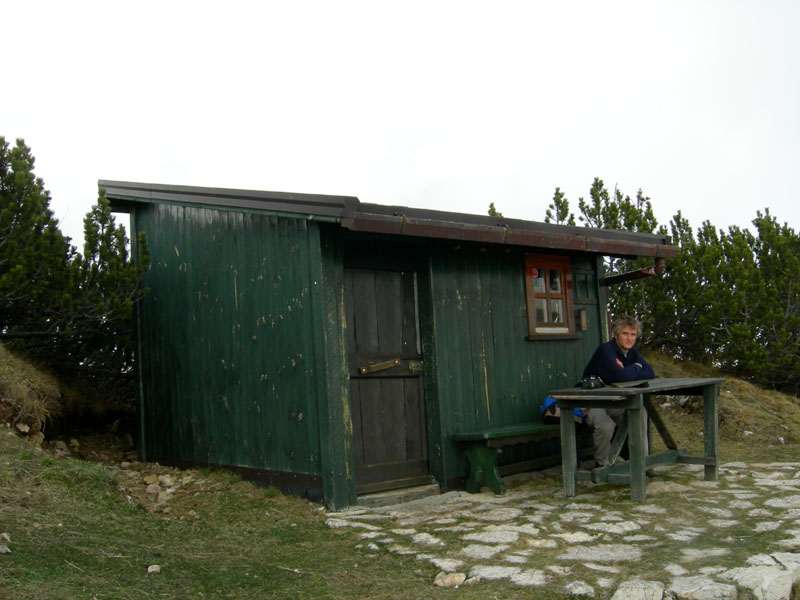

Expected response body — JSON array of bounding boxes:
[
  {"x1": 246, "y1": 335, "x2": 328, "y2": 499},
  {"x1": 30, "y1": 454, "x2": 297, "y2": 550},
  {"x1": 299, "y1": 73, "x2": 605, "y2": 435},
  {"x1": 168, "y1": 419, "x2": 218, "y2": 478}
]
[{"x1": 452, "y1": 422, "x2": 561, "y2": 494}]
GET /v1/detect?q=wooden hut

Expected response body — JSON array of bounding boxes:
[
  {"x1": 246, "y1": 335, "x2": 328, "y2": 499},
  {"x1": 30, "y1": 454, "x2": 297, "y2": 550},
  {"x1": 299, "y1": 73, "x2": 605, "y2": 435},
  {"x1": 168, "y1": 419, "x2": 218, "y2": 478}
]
[{"x1": 103, "y1": 180, "x2": 677, "y2": 509}]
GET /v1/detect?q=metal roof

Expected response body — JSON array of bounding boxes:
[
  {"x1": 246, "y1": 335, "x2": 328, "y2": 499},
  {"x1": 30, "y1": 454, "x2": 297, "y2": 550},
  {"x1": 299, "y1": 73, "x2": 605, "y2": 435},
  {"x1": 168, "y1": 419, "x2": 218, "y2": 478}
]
[{"x1": 100, "y1": 179, "x2": 678, "y2": 259}]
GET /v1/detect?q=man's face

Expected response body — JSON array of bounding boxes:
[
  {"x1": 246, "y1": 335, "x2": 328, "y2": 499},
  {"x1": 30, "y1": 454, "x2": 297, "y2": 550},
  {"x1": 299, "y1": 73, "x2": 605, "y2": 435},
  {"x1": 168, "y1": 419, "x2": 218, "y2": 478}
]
[{"x1": 614, "y1": 326, "x2": 638, "y2": 352}]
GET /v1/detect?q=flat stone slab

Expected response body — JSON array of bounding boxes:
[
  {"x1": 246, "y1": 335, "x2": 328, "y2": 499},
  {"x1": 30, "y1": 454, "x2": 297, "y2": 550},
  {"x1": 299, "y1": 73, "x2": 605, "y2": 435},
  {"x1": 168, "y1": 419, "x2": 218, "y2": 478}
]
[
  {"x1": 559, "y1": 544, "x2": 642, "y2": 563},
  {"x1": 461, "y1": 543, "x2": 508, "y2": 559},
  {"x1": 669, "y1": 576, "x2": 737, "y2": 600},
  {"x1": 430, "y1": 557, "x2": 464, "y2": 572},
  {"x1": 720, "y1": 566, "x2": 793, "y2": 600},
  {"x1": 469, "y1": 565, "x2": 521, "y2": 581},
  {"x1": 583, "y1": 520, "x2": 641, "y2": 534},
  {"x1": 681, "y1": 548, "x2": 730, "y2": 560},
  {"x1": 509, "y1": 568, "x2": 548, "y2": 586},
  {"x1": 462, "y1": 529, "x2": 519, "y2": 544},
  {"x1": 765, "y1": 494, "x2": 800, "y2": 509},
  {"x1": 610, "y1": 578, "x2": 665, "y2": 600}
]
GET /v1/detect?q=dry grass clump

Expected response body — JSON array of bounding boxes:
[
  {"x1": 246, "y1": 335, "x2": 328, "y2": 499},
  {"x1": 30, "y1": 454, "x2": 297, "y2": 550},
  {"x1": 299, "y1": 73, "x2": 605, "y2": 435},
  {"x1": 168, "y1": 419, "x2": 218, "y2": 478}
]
[
  {"x1": 0, "y1": 342, "x2": 61, "y2": 435},
  {"x1": 646, "y1": 351, "x2": 800, "y2": 448}
]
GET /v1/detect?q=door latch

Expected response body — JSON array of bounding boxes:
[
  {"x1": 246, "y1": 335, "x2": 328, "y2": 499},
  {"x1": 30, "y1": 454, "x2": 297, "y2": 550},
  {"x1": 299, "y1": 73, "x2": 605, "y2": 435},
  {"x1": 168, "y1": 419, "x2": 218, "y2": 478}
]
[
  {"x1": 359, "y1": 358, "x2": 401, "y2": 375},
  {"x1": 408, "y1": 360, "x2": 424, "y2": 373}
]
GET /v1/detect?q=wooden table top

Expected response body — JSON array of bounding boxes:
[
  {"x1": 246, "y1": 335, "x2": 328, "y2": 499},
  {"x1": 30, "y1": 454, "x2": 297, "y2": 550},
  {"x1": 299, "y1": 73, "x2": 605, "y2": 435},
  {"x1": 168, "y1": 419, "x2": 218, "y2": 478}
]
[{"x1": 549, "y1": 377, "x2": 725, "y2": 398}]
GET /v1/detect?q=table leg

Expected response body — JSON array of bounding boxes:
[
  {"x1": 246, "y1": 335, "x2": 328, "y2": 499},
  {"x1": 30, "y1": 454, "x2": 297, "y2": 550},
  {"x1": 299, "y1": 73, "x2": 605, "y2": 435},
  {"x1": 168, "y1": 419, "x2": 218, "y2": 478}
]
[
  {"x1": 703, "y1": 383, "x2": 719, "y2": 481},
  {"x1": 627, "y1": 401, "x2": 647, "y2": 502},
  {"x1": 643, "y1": 395, "x2": 678, "y2": 450},
  {"x1": 560, "y1": 411, "x2": 578, "y2": 496}
]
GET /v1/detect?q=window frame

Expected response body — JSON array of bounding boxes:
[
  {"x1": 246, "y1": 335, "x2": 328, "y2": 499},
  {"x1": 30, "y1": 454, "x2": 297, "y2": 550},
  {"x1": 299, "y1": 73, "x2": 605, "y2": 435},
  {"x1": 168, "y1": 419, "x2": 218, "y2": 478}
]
[{"x1": 524, "y1": 253, "x2": 575, "y2": 337}]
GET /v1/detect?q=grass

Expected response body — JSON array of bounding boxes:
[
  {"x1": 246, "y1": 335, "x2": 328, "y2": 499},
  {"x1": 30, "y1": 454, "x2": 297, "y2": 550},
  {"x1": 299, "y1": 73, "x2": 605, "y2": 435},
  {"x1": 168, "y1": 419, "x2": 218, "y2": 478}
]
[
  {"x1": 1, "y1": 346, "x2": 800, "y2": 598},
  {"x1": 0, "y1": 430, "x2": 439, "y2": 599},
  {"x1": 0, "y1": 344, "x2": 61, "y2": 435}
]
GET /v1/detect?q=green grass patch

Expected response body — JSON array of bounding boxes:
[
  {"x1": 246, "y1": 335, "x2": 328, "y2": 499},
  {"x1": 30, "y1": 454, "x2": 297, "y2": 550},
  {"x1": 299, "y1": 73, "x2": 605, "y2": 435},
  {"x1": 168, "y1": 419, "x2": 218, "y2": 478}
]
[{"x1": 0, "y1": 431, "x2": 440, "y2": 599}]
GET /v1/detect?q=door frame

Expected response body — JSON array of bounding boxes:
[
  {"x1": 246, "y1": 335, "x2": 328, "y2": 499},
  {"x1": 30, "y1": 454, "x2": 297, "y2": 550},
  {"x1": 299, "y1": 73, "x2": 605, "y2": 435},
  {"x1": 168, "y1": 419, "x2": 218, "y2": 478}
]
[{"x1": 342, "y1": 239, "x2": 441, "y2": 495}]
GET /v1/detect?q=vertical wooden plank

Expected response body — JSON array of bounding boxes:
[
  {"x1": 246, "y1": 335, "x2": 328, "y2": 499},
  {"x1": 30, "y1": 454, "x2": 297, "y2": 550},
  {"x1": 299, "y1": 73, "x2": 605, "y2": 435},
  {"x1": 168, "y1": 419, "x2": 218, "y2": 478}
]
[
  {"x1": 404, "y1": 377, "x2": 425, "y2": 460},
  {"x1": 349, "y1": 379, "x2": 364, "y2": 464},
  {"x1": 264, "y1": 214, "x2": 280, "y2": 469},
  {"x1": 352, "y1": 271, "x2": 379, "y2": 353},
  {"x1": 429, "y1": 251, "x2": 459, "y2": 436},
  {"x1": 380, "y1": 378, "x2": 406, "y2": 459},
  {"x1": 401, "y1": 272, "x2": 419, "y2": 355},
  {"x1": 449, "y1": 250, "x2": 475, "y2": 427},
  {"x1": 344, "y1": 267, "x2": 357, "y2": 353},
  {"x1": 488, "y1": 250, "x2": 516, "y2": 414},
  {"x1": 129, "y1": 204, "x2": 148, "y2": 460},
  {"x1": 359, "y1": 378, "x2": 385, "y2": 464},
  {"x1": 191, "y1": 207, "x2": 211, "y2": 464},
  {"x1": 596, "y1": 255, "x2": 609, "y2": 341},
  {"x1": 417, "y1": 253, "x2": 446, "y2": 487},
  {"x1": 470, "y1": 247, "x2": 495, "y2": 426},
  {"x1": 375, "y1": 271, "x2": 403, "y2": 353}
]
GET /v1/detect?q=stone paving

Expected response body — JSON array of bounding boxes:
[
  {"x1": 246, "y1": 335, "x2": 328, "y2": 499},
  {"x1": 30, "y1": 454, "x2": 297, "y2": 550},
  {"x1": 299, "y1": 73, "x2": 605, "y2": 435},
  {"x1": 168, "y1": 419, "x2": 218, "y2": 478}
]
[{"x1": 326, "y1": 462, "x2": 800, "y2": 599}]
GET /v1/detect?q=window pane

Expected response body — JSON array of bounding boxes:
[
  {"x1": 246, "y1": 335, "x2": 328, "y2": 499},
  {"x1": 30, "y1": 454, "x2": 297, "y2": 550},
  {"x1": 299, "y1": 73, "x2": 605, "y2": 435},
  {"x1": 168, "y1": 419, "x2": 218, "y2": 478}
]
[
  {"x1": 550, "y1": 299, "x2": 564, "y2": 324},
  {"x1": 532, "y1": 267, "x2": 546, "y2": 293},
  {"x1": 535, "y1": 298, "x2": 547, "y2": 323},
  {"x1": 549, "y1": 269, "x2": 562, "y2": 293}
]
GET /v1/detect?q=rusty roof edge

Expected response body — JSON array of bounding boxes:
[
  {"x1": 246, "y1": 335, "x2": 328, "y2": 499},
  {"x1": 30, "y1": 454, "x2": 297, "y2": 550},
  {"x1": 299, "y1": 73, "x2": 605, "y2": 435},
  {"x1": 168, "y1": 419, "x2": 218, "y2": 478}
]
[
  {"x1": 343, "y1": 213, "x2": 678, "y2": 258},
  {"x1": 100, "y1": 179, "x2": 356, "y2": 218},
  {"x1": 100, "y1": 179, "x2": 678, "y2": 258}
]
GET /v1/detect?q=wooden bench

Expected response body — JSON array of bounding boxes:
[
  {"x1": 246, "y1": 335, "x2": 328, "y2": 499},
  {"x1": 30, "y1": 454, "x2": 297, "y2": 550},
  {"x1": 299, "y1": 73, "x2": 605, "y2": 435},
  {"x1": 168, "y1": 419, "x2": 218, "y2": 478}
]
[{"x1": 452, "y1": 422, "x2": 561, "y2": 495}]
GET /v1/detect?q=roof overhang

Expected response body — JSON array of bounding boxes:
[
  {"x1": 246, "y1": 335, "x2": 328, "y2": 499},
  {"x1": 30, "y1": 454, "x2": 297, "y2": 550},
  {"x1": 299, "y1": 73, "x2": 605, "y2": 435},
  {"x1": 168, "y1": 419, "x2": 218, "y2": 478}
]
[{"x1": 100, "y1": 180, "x2": 678, "y2": 260}]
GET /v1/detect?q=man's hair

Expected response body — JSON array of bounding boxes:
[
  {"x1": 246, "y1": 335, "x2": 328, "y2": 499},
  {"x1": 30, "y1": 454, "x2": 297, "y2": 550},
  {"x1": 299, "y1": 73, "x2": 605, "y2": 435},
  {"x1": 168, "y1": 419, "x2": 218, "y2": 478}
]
[{"x1": 611, "y1": 315, "x2": 641, "y2": 337}]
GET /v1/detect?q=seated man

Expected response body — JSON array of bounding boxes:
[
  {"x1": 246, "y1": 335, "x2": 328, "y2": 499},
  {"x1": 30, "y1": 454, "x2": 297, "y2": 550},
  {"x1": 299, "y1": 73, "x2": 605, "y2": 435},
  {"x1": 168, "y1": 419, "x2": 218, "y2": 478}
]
[{"x1": 582, "y1": 315, "x2": 655, "y2": 467}]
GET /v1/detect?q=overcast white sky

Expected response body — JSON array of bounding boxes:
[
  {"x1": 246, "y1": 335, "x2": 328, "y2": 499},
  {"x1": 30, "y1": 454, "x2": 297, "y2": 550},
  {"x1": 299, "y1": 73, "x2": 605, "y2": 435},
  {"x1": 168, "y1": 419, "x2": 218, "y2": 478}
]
[{"x1": 3, "y1": 1, "x2": 798, "y2": 250}]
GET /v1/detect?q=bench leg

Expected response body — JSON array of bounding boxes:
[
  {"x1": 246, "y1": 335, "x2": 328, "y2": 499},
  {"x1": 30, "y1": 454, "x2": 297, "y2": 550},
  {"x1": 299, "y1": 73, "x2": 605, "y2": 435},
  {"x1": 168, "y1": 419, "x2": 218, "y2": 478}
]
[{"x1": 463, "y1": 444, "x2": 505, "y2": 494}]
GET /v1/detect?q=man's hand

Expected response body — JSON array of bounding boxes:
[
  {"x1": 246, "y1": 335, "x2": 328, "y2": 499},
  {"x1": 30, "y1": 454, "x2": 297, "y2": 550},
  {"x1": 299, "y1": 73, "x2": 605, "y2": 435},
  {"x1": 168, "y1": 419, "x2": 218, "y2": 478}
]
[{"x1": 615, "y1": 358, "x2": 624, "y2": 368}]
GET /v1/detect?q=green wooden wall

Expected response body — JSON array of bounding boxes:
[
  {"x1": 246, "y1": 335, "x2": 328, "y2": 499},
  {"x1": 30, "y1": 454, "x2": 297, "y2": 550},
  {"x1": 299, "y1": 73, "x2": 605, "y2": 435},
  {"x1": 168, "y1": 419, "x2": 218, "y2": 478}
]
[
  {"x1": 134, "y1": 203, "x2": 330, "y2": 478},
  {"x1": 130, "y1": 201, "x2": 606, "y2": 505},
  {"x1": 418, "y1": 242, "x2": 604, "y2": 487}
]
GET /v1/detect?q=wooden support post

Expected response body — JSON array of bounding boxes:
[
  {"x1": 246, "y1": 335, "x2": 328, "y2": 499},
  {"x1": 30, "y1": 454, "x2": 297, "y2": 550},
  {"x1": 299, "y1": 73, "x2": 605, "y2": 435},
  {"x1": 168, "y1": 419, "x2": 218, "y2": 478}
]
[{"x1": 703, "y1": 382, "x2": 719, "y2": 481}]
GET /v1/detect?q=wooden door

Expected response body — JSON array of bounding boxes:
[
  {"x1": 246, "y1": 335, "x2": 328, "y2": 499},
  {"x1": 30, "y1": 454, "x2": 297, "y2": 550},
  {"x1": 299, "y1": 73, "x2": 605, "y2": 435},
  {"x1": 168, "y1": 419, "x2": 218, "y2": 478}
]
[{"x1": 344, "y1": 265, "x2": 429, "y2": 494}]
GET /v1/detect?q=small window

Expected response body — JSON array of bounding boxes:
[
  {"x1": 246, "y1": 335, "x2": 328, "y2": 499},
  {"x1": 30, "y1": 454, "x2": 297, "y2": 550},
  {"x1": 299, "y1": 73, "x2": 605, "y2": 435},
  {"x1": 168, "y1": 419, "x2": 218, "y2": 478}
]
[{"x1": 524, "y1": 254, "x2": 574, "y2": 336}]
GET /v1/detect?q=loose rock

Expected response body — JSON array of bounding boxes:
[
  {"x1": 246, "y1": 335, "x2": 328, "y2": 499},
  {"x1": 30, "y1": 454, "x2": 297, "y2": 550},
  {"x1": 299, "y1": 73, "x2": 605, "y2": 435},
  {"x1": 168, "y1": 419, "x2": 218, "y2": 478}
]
[{"x1": 433, "y1": 571, "x2": 466, "y2": 588}]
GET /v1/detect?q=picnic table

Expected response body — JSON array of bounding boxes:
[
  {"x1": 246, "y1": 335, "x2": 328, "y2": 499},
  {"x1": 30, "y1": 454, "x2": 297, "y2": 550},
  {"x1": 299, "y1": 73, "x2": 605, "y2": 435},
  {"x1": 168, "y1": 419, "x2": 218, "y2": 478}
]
[{"x1": 548, "y1": 377, "x2": 725, "y2": 502}]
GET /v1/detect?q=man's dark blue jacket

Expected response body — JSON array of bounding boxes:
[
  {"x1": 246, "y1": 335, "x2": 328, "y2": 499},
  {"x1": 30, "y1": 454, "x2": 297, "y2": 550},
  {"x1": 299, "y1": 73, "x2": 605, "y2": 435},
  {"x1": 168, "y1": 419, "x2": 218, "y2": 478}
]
[{"x1": 582, "y1": 340, "x2": 655, "y2": 383}]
